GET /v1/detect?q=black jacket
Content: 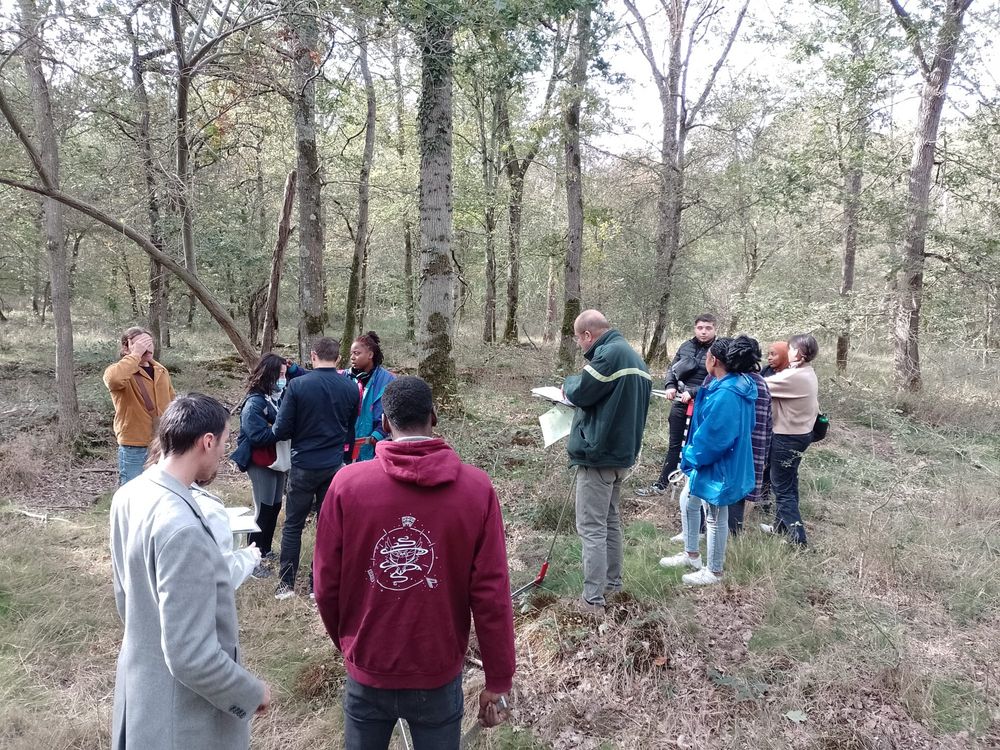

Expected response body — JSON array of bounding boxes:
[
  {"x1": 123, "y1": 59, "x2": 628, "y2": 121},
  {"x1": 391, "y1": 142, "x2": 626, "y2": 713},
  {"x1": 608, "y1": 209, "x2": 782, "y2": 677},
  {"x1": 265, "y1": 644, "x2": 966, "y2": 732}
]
[
  {"x1": 664, "y1": 337, "x2": 714, "y2": 396},
  {"x1": 273, "y1": 367, "x2": 359, "y2": 470}
]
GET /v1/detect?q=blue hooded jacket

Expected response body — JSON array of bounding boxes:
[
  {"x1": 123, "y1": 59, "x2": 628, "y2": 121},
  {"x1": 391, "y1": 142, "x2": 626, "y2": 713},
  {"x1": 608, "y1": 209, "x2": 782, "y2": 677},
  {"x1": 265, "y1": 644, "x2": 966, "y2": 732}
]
[{"x1": 680, "y1": 373, "x2": 757, "y2": 506}]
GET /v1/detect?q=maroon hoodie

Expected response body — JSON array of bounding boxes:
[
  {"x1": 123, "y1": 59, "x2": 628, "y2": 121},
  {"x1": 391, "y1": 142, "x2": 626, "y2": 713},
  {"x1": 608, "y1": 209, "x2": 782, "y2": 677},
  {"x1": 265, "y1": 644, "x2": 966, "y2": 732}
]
[{"x1": 313, "y1": 437, "x2": 516, "y2": 693}]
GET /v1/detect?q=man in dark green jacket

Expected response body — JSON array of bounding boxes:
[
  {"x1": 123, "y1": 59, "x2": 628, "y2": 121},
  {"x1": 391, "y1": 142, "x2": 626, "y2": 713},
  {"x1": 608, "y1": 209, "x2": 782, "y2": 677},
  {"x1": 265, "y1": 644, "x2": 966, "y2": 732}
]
[{"x1": 563, "y1": 310, "x2": 652, "y2": 614}]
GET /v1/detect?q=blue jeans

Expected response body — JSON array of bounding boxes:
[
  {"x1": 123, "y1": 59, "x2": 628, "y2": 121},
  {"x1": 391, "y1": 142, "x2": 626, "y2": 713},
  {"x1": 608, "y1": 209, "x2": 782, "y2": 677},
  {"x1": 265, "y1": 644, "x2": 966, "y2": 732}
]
[
  {"x1": 278, "y1": 463, "x2": 341, "y2": 588},
  {"x1": 118, "y1": 445, "x2": 148, "y2": 486},
  {"x1": 770, "y1": 433, "x2": 811, "y2": 545},
  {"x1": 682, "y1": 487, "x2": 729, "y2": 573},
  {"x1": 343, "y1": 674, "x2": 464, "y2": 750}
]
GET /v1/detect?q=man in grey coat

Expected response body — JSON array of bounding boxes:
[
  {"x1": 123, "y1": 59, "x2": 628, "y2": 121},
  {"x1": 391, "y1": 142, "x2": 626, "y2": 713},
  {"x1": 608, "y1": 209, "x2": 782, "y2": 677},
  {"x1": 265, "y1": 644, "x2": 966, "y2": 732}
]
[{"x1": 110, "y1": 393, "x2": 270, "y2": 749}]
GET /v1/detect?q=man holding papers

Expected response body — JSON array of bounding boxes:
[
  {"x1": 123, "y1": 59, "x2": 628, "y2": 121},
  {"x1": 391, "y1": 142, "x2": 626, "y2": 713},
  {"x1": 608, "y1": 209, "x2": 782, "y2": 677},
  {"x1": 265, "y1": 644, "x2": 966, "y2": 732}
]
[{"x1": 562, "y1": 310, "x2": 652, "y2": 616}]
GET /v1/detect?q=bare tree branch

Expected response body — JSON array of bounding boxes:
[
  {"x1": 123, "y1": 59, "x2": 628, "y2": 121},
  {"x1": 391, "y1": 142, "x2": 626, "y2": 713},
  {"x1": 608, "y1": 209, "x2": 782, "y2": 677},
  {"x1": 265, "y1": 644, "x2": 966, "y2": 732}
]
[
  {"x1": 888, "y1": 0, "x2": 932, "y2": 78},
  {"x1": 686, "y1": 0, "x2": 749, "y2": 127},
  {"x1": 0, "y1": 85, "x2": 53, "y2": 190}
]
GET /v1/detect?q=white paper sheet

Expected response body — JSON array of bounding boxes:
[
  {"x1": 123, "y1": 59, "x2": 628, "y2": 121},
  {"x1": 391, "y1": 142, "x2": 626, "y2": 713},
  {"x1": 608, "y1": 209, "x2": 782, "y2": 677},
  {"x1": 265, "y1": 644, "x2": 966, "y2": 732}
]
[
  {"x1": 539, "y1": 404, "x2": 574, "y2": 447},
  {"x1": 531, "y1": 386, "x2": 575, "y2": 407},
  {"x1": 225, "y1": 506, "x2": 260, "y2": 535}
]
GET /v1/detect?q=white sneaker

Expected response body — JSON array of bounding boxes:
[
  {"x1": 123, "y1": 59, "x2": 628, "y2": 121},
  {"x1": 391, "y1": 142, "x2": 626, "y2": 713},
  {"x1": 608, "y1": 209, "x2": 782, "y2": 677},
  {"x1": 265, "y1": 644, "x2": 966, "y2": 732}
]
[
  {"x1": 759, "y1": 523, "x2": 775, "y2": 534},
  {"x1": 682, "y1": 568, "x2": 722, "y2": 586},
  {"x1": 669, "y1": 532, "x2": 705, "y2": 543},
  {"x1": 659, "y1": 552, "x2": 702, "y2": 570}
]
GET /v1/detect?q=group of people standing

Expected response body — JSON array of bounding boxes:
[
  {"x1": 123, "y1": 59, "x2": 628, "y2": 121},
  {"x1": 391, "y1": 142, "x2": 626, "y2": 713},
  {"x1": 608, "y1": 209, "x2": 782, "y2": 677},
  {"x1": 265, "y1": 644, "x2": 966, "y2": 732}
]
[
  {"x1": 105, "y1": 326, "x2": 514, "y2": 750},
  {"x1": 230, "y1": 331, "x2": 395, "y2": 599},
  {"x1": 562, "y1": 310, "x2": 820, "y2": 614},
  {"x1": 102, "y1": 310, "x2": 820, "y2": 748}
]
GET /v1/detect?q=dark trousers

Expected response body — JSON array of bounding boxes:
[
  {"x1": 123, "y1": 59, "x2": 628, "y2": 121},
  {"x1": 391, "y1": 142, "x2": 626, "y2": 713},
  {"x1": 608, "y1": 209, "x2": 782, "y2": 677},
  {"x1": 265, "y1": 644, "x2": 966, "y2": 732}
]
[
  {"x1": 728, "y1": 499, "x2": 746, "y2": 535},
  {"x1": 249, "y1": 502, "x2": 282, "y2": 556},
  {"x1": 655, "y1": 402, "x2": 690, "y2": 487},
  {"x1": 770, "y1": 433, "x2": 812, "y2": 545},
  {"x1": 343, "y1": 674, "x2": 464, "y2": 750},
  {"x1": 278, "y1": 463, "x2": 341, "y2": 588}
]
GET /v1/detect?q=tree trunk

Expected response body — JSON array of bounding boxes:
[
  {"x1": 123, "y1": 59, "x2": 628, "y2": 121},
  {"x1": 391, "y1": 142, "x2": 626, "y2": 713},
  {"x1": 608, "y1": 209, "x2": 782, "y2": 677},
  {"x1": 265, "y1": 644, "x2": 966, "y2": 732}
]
[
  {"x1": 836, "y1": 114, "x2": 868, "y2": 374},
  {"x1": 261, "y1": 171, "x2": 297, "y2": 354},
  {"x1": 18, "y1": 0, "x2": 79, "y2": 440},
  {"x1": 392, "y1": 30, "x2": 416, "y2": 344},
  {"x1": 291, "y1": 10, "x2": 327, "y2": 361},
  {"x1": 120, "y1": 250, "x2": 141, "y2": 316},
  {"x1": 341, "y1": 18, "x2": 376, "y2": 361},
  {"x1": 543, "y1": 246, "x2": 558, "y2": 344},
  {"x1": 359, "y1": 240, "x2": 370, "y2": 332},
  {"x1": 416, "y1": 9, "x2": 457, "y2": 397},
  {"x1": 170, "y1": 1, "x2": 199, "y2": 329},
  {"x1": 483, "y1": 206, "x2": 497, "y2": 343},
  {"x1": 557, "y1": 7, "x2": 590, "y2": 373},
  {"x1": 890, "y1": 0, "x2": 971, "y2": 392},
  {"x1": 625, "y1": 0, "x2": 748, "y2": 363},
  {"x1": 503, "y1": 172, "x2": 524, "y2": 343},
  {"x1": 473, "y1": 80, "x2": 501, "y2": 345},
  {"x1": 125, "y1": 17, "x2": 168, "y2": 357}
]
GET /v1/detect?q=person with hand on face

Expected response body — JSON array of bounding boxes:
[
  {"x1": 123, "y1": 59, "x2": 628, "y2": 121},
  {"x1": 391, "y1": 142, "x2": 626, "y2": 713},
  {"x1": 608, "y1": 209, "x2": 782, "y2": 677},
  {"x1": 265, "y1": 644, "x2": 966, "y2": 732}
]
[
  {"x1": 230, "y1": 353, "x2": 291, "y2": 577},
  {"x1": 313, "y1": 377, "x2": 515, "y2": 748},
  {"x1": 271, "y1": 337, "x2": 359, "y2": 600},
  {"x1": 761, "y1": 334, "x2": 820, "y2": 546},
  {"x1": 636, "y1": 313, "x2": 718, "y2": 500},
  {"x1": 103, "y1": 327, "x2": 175, "y2": 485},
  {"x1": 346, "y1": 331, "x2": 395, "y2": 463},
  {"x1": 109, "y1": 394, "x2": 270, "y2": 750}
]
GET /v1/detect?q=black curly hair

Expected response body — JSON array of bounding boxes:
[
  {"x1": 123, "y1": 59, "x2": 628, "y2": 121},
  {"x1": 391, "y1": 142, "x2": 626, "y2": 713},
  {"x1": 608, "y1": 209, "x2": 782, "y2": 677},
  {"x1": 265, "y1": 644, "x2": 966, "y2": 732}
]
[
  {"x1": 354, "y1": 330, "x2": 384, "y2": 370},
  {"x1": 710, "y1": 335, "x2": 761, "y2": 374}
]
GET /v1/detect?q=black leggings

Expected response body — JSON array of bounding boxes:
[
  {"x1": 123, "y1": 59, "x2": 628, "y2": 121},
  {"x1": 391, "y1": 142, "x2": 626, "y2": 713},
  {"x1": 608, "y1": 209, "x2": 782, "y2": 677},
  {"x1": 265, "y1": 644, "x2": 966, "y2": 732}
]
[{"x1": 248, "y1": 501, "x2": 282, "y2": 556}]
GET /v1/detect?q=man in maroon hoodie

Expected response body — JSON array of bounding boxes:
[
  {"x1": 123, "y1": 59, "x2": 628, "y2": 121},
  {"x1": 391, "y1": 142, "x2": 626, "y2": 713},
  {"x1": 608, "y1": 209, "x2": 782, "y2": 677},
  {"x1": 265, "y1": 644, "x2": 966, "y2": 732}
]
[{"x1": 313, "y1": 376, "x2": 515, "y2": 748}]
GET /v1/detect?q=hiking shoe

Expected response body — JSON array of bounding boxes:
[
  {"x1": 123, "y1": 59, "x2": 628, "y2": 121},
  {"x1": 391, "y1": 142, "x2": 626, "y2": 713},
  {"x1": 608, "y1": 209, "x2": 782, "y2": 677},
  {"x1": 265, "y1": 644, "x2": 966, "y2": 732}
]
[
  {"x1": 759, "y1": 523, "x2": 775, "y2": 534},
  {"x1": 635, "y1": 483, "x2": 667, "y2": 497},
  {"x1": 659, "y1": 552, "x2": 702, "y2": 570},
  {"x1": 261, "y1": 551, "x2": 277, "y2": 564},
  {"x1": 274, "y1": 583, "x2": 296, "y2": 600},
  {"x1": 251, "y1": 564, "x2": 273, "y2": 579},
  {"x1": 682, "y1": 568, "x2": 722, "y2": 586}
]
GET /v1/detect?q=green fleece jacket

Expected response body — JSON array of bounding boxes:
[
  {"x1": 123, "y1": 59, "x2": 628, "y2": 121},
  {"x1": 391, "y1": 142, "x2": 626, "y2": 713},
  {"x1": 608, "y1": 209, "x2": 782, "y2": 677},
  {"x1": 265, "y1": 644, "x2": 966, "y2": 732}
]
[{"x1": 563, "y1": 329, "x2": 652, "y2": 468}]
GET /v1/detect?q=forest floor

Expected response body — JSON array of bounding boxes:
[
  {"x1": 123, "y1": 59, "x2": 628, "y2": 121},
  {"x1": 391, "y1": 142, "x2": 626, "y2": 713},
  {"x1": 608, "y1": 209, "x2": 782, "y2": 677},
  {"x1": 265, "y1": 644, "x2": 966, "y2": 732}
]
[{"x1": 1, "y1": 316, "x2": 999, "y2": 749}]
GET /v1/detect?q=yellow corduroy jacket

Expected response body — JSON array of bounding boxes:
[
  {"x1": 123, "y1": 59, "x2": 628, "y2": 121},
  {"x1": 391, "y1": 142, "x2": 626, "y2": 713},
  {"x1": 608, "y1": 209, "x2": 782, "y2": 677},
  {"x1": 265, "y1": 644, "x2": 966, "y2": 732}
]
[{"x1": 103, "y1": 355, "x2": 176, "y2": 447}]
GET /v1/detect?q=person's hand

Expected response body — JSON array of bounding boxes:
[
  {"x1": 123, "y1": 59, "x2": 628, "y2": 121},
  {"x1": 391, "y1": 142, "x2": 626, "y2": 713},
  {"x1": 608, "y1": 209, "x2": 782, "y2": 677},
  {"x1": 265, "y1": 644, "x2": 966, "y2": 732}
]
[
  {"x1": 679, "y1": 391, "x2": 692, "y2": 404},
  {"x1": 664, "y1": 388, "x2": 677, "y2": 401},
  {"x1": 256, "y1": 683, "x2": 271, "y2": 715},
  {"x1": 246, "y1": 543, "x2": 261, "y2": 564},
  {"x1": 477, "y1": 690, "x2": 509, "y2": 728},
  {"x1": 128, "y1": 334, "x2": 153, "y2": 358}
]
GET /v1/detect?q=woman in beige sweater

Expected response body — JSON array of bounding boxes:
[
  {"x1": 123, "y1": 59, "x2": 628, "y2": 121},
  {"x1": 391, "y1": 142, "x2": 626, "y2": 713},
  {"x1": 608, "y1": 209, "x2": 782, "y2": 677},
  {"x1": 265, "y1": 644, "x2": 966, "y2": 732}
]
[{"x1": 761, "y1": 334, "x2": 819, "y2": 545}]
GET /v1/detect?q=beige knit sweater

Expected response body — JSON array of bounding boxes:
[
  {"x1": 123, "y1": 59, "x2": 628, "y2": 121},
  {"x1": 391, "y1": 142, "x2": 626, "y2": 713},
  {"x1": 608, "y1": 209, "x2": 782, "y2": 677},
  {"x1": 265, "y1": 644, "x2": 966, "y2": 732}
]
[{"x1": 765, "y1": 364, "x2": 818, "y2": 435}]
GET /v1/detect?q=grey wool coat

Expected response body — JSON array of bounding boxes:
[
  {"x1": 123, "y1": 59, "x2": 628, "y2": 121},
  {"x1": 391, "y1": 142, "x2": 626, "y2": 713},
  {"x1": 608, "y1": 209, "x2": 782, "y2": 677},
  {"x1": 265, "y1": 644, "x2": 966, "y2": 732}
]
[{"x1": 110, "y1": 466, "x2": 265, "y2": 750}]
